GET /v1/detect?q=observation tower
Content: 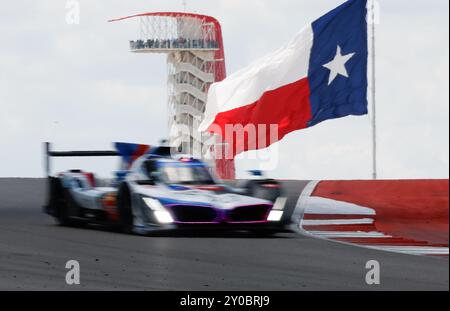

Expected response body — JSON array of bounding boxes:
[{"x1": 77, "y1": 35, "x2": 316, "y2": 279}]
[{"x1": 109, "y1": 12, "x2": 235, "y2": 179}]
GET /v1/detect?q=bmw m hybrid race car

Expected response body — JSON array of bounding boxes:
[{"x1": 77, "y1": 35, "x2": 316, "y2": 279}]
[{"x1": 44, "y1": 142, "x2": 288, "y2": 235}]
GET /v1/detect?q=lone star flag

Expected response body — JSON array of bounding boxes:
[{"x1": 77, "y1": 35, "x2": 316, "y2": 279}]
[{"x1": 199, "y1": 0, "x2": 368, "y2": 156}]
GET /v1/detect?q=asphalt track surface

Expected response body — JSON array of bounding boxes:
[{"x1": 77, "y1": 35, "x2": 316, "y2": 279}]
[{"x1": 0, "y1": 178, "x2": 448, "y2": 290}]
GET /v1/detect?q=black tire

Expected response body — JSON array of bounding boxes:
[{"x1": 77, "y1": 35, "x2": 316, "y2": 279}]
[
  {"x1": 55, "y1": 201, "x2": 72, "y2": 227},
  {"x1": 117, "y1": 183, "x2": 134, "y2": 234},
  {"x1": 49, "y1": 178, "x2": 82, "y2": 227}
]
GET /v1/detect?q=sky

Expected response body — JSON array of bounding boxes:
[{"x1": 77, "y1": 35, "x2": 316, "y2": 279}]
[{"x1": 0, "y1": 0, "x2": 448, "y2": 180}]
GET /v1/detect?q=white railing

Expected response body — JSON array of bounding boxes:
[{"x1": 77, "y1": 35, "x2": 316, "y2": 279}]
[{"x1": 172, "y1": 83, "x2": 208, "y2": 102}]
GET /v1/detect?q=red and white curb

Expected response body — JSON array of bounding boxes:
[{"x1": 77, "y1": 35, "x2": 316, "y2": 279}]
[{"x1": 292, "y1": 181, "x2": 449, "y2": 257}]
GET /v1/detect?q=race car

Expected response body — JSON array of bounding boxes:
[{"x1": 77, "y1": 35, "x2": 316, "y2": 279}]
[{"x1": 43, "y1": 142, "x2": 288, "y2": 235}]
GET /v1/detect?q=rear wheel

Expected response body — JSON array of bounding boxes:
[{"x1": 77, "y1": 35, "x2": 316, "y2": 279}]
[
  {"x1": 55, "y1": 201, "x2": 72, "y2": 226},
  {"x1": 117, "y1": 183, "x2": 134, "y2": 234}
]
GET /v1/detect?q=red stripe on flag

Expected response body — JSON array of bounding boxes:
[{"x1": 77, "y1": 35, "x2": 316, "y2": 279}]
[{"x1": 207, "y1": 78, "x2": 312, "y2": 156}]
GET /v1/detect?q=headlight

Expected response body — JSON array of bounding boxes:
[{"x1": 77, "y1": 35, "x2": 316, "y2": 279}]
[
  {"x1": 143, "y1": 198, "x2": 174, "y2": 224},
  {"x1": 267, "y1": 210, "x2": 283, "y2": 222}
]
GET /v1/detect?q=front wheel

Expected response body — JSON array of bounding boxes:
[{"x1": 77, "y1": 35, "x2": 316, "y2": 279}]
[
  {"x1": 117, "y1": 183, "x2": 134, "y2": 234},
  {"x1": 247, "y1": 180, "x2": 283, "y2": 203}
]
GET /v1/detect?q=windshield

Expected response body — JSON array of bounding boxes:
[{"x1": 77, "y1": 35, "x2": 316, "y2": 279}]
[{"x1": 158, "y1": 165, "x2": 215, "y2": 185}]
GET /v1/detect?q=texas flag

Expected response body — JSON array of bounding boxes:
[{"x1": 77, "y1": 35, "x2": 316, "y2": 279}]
[{"x1": 199, "y1": 0, "x2": 368, "y2": 157}]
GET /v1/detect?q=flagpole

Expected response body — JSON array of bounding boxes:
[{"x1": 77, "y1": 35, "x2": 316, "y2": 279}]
[{"x1": 370, "y1": 0, "x2": 377, "y2": 180}]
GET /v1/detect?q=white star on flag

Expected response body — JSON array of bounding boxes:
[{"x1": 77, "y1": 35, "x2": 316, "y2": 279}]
[{"x1": 323, "y1": 45, "x2": 355, "y2": 85}]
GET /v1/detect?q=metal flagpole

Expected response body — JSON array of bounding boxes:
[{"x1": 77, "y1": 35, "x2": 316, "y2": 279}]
[{"x1": 370, "y1": 0, "x2": 377, "y2": 180}]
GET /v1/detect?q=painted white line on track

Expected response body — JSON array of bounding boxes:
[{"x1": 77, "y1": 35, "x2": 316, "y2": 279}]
[
  {"x1": 302, "y1": 218, "x2": 374, "y2": 226},
  {"x1": 309, "y1": 231, "x2": 391, "y2": 238},
  {"x1": 304, "y1": 196, "x2": 376, "y2": 215}
]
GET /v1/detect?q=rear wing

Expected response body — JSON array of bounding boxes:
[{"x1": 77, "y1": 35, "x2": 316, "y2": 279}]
[{"x1": 44, "y1": 142, "x2": 119, "y2": 177}]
